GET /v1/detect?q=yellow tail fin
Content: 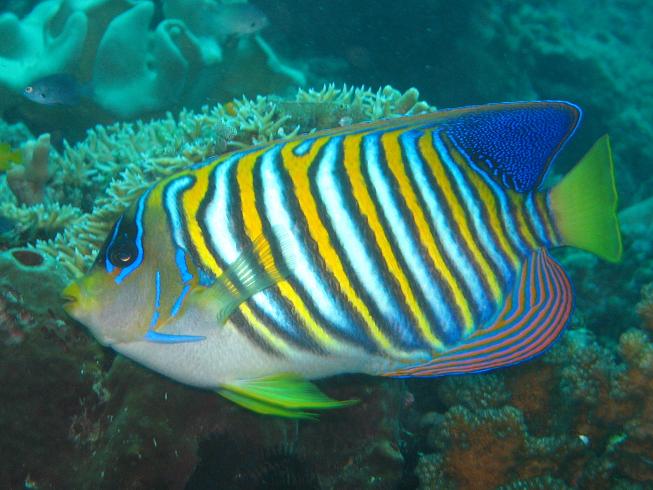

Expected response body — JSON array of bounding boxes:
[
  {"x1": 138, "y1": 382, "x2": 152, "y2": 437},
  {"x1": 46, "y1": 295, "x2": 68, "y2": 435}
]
[{"x1": 549, "y1": 135, "x2": 622, "y2": 262}]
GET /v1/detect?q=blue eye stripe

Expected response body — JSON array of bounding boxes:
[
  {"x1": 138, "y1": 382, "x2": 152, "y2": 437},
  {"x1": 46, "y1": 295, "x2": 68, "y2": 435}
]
[
  {"x1": 105, "y1": 216, "x2": 123, "y2": 273},
  {"x1": 115, "y1": 188, "x2": 152, "y2": 284}
]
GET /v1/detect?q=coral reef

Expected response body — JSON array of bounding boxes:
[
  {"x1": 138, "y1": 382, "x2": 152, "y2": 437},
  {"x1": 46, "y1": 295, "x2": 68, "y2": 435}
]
[
  {"x1": 1, "y1": 79, "x2": 652, "y2": 488},
  {"x1": 0, "y1": 0, "x2": 651, "y2": 487},
  {"x1": 1, "y1": 81, "x2": 652, "y2": 490},
  {"x1": 413, "y1": 320, "x2": 653, "y2": 489}
]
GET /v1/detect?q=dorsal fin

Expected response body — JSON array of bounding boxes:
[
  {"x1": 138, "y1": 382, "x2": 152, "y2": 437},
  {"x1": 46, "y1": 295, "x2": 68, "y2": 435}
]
[
  {"x1": 384, "y1": 248, "x2": 573, "y2": 378},
  {"x1": 438, "y1": 101, "x2": 581, "y2": 192}
]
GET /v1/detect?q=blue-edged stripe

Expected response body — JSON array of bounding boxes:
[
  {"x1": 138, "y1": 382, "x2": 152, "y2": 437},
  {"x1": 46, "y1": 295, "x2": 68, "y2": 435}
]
[
  {"x1": 293, "y1": 138, "x2": 317, "y2": 156},
  {"x1": 525, "y1": 193, "x2": 550, "y2": 246},
  {"x1": 364, "y1": 133, "x2": 459, "y2": 339},
  {"x1": 401, "y1": 130, "x2": 491, "y2": 317},
  {"x1": 115, "y1": 188, "x2": 152, "y2": 284},
  {"x1": 203, "y1": 152, "x2": 306, "y2": 344},
  {"x1": 448, "y1": 134, "x2": 530, "y2": 256},
  {"x1": 315, "y1": 137, "x2": 423, "y2": 348},
  {"x1": 164, "y1": 175, "x2": 195, "y2": 251},
  {"x1": 105, "y1": 215, "x2": 123, "y2": 274},
  {"x1": 432, "y1": 132, "x2": 512, "y2": 282},
  {"x1": 261, "y1": 143, "x2": 360, "y2": 339}
]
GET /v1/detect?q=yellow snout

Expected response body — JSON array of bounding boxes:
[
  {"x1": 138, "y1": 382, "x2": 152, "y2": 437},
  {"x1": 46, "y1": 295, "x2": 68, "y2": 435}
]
[{"x1": 61, "y1": 280, "x2": 81, "y2": 314}]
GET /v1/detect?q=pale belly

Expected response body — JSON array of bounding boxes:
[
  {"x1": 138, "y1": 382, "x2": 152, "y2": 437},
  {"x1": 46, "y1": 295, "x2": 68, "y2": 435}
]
[{"x1": 111, "y1": 314, "x2": 397, "y2": 390}]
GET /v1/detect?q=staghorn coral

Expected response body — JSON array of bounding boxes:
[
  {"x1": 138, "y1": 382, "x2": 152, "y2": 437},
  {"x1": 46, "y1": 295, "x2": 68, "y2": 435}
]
[{"x1": 0, "y1": 119, "x2": 33, "y2": 146}]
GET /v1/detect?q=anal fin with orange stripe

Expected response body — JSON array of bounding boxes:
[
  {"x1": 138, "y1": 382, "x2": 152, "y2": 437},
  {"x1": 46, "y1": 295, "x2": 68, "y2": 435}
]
[{"x1": 384, "y1": 249, "x2": 573, "y2": 378}]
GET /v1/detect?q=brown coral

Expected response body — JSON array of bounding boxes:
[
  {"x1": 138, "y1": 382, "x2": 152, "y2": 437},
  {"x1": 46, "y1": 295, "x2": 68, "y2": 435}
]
[
  {"x1": 6, "y1": 133, "x2": 51, "y2": 205},
  {"x1": 439, "y1": 406, "x2": 528, "y2": 489}
]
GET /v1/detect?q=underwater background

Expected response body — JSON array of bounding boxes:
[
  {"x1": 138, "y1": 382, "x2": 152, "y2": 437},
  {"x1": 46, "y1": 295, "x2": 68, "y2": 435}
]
[{"x1": 0, "y1": 0, "x2": 652, "y2": 488}]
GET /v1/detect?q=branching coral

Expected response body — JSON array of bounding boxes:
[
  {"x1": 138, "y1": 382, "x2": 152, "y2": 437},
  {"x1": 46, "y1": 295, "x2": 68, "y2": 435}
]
[
  {"x1": 0, "y1": 119, "x2": 33, "y2": 146},
  {"x1": 416, "y1": 404, "x2": 585, "y2": 490}
]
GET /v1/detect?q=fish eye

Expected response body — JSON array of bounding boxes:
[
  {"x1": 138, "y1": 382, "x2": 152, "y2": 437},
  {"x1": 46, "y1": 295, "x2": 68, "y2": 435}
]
[
  {"x1": 108, "y1": 239, "x2": 137, "y2": 268},
  {"x1": 25, "y1": 86, "x2": 33, "y2": 93}
]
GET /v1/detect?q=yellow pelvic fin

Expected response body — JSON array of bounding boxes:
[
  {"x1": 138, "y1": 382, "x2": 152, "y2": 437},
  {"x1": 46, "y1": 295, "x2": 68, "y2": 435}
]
[
  {"x1": 218, "y1": 374, "x2": 357, "y2": 419},
  {"x1": 190, "y1": 231, "x2": 293, "y2": 325}
]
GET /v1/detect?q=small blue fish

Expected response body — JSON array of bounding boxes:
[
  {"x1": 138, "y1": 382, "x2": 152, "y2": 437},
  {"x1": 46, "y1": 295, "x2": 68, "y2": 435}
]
[
  {"x1": 214, "y1": 3, "x2": 269, "y2": 37},
  {"x1": 23, "y1": 74, "x2": 93, "y2": 106}
]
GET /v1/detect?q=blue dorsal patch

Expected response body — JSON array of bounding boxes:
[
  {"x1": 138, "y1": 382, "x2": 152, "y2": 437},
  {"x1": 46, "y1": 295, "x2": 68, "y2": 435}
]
[{"x1": 440, "y1": 101, "x2": 581, "y2": 192}]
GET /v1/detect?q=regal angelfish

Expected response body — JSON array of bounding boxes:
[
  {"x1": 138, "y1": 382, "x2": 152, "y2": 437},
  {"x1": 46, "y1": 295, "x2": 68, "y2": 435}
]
[{"x1": 62, "y1": 101, "x2": 621, "y2": 418}]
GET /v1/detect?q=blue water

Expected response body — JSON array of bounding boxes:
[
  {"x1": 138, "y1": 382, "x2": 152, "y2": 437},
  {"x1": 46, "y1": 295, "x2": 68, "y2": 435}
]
[{"x1": 0, "y1": 1, "x2": 651, "y2": 489}]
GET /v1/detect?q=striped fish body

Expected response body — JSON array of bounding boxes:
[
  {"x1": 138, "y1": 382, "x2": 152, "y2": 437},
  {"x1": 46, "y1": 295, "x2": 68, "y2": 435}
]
[
  {"x1": 63, "y1": 101, "x2": 621, "y2": 413},
  {"x1": 176, "y1": 113, "x2": 557, "y2": 360}
]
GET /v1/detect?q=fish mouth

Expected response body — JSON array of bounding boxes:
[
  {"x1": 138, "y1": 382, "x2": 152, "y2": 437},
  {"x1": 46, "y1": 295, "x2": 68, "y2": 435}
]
[{"x1": 61, "y1": 281, "x2": 81, "y2": 311}]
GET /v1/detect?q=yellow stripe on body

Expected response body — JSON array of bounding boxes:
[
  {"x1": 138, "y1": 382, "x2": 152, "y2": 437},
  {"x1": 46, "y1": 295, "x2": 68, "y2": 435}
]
[
  {"x1": 343, "y1": 134, "x2": 444, "y2": 351},
  {"x1": 282, "y1": 139, "x2": 409, "y2": 355},
  {"x1": 506, "y1": 191, "x2": 540, "y2": 250},
  {"x1": 181, "y1": 164, "x2": 224, "y2": 274},
  {"x1": 236, "y1": 146, "x2": 339, "y2": 350},
  {"x1": 418, "y1": 132, "x2": 503, "y2": 303},
  {"x1": 381, "y1": 131, "x2": 475, "y2": 334},
  {"x1": 536, "y1": 193, "x2": 559, "y2": 245},
  {"x1": 181, "y1": 160, "x2": 290, "y2": 353},
  {"x1": 458, "y1": 160, "x2": 526, "y2": 264},
  {"x1": 144, "y1": 176, "x2": 173, "y2": 237}
]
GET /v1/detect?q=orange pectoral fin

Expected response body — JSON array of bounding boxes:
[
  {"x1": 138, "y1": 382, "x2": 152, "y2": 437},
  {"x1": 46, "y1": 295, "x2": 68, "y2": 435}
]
[{"x1": 385, "y1": 248, "x2": 573, "y2": 378}]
